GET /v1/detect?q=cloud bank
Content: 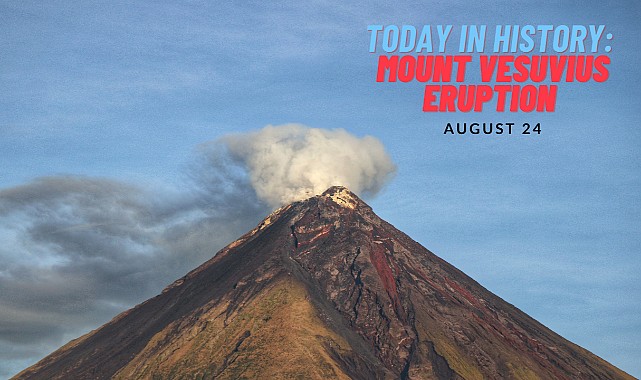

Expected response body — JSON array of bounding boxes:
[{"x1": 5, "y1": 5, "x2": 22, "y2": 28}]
[{"x1": 0, "y1": 124, "x2": 395, "y2": 377}]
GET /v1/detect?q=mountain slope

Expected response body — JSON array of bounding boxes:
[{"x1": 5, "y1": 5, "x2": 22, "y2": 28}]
[{"x1": 14, "y1": 187, "x2": 634, "y2": 379}]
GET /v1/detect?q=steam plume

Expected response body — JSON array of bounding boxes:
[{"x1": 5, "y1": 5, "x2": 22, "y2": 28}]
[{"x1": 219, "y1": 124, "x2": 396, "y2": 208}]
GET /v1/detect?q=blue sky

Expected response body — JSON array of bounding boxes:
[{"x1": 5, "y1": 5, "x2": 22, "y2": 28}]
[{"x1": 1, "y1": 0, "x2": 640, "y2": 377}]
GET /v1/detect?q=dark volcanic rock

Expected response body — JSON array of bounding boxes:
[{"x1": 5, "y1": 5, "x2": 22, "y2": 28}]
[{"x1": 14, "y1": 187, "x2": 634, "y2": 380}]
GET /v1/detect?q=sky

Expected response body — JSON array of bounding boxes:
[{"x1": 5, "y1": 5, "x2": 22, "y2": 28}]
[{"x1": 1, "y1": 0, "x2": 640, "y2": 378}]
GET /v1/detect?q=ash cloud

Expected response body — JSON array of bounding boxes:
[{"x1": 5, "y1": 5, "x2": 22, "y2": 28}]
[
  {"x1": 0, "y1": 124, "x2": 395, "y2": 377},
  {"x1": 220, "y1": 124, "x2": 396, "y2": 208}
]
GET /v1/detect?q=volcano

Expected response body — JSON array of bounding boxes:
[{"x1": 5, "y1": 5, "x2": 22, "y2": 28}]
[{"x1": 14, "y1": 187, "x2": 633, "y2": 379}]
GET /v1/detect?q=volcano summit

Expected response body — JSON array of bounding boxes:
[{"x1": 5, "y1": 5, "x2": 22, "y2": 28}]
[{"x1": 14, "y1": 187, "x2": 633, "y2": 379}]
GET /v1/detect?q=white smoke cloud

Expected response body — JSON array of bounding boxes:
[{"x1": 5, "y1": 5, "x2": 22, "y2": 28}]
[{"x1": 218, "y1": 124, "x2": 396, "y2": 208}]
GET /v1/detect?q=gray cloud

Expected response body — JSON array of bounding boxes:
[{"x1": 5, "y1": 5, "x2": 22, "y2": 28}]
[
  {"x1": 0, "y1": 124, "x2": 395, "y2": 377},
  {"x1": 0, "y1": 167, "x2": 264, "y2": 378}
]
